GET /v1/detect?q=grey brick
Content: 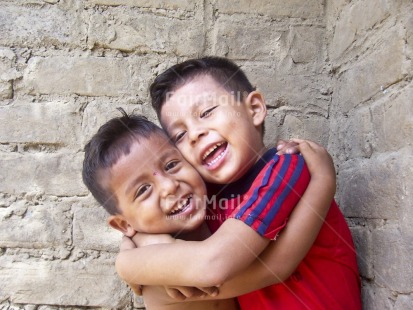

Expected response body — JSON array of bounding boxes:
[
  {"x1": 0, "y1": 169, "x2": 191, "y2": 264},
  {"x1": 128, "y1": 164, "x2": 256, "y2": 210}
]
[
  {"x1": 73, "y1": 205, "x2": 122, "y2": 252},
  {"x1": 0, "y1": 99, "x2": 82, "y2": 147},
  {"x1": 215, "y1": 0, "x2": 324, "y2": 18},
  {"x1": 333, "y1": 28, "x2": 405, "y2": 113},
  {"x1": 87, "y1": 9, "x2": 204, "y2": 55},
  {"x1": 337, "y1": 152, "x2": 405, "y2": 219},
  {"x1": 0, "y1": 152, "x2": 87, "y2": 197},
  {"x1": 0, "y1": 2, "x2": 85, "y2": 48},
  {"x1": 0, "y1": 199, "x2": 71, "y2": 248},
  {"x1": 87, "y1": 0, "x2": 198, "y2": 11},
  {"x1": 0, "y1": 256, "x2": 130, "y2": 307}
]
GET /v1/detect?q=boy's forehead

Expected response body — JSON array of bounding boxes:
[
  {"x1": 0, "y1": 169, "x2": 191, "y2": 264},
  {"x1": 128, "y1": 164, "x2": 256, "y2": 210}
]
[
  {"x1": 160, "y1": 76, "x2": 237, "y2": 125},
  {"x1": 109, "y1": 134, "x2": 179, "y2": 185},
  {"x1": 130, "y1": 133, "x2": 176, "y2": 154},
  {"x1": 171, "y1": 75, "x2": 229, "y2": 99}
]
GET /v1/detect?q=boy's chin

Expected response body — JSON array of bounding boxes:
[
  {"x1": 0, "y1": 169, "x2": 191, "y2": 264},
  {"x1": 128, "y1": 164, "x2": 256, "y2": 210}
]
[
  {"x1": 203, "y1": 173, "x2": 239, "y2": 185},
  {"x1": 183, "y1": 216, "x2": 206, "y2": 231}
]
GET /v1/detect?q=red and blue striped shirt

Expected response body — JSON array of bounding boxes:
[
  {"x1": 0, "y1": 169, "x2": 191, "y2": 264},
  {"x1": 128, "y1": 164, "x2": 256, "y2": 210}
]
[{"x1": 206, "y1": 149, "x2": 361, "y2": 309}]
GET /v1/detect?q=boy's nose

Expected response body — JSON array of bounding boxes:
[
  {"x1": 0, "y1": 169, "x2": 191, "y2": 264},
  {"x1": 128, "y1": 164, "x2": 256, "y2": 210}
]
[
  {"x1": 189, "y1": 127, "x2": 207, "y2": 144},
  {"x1": 159, "y1": 175, "x2": 179, "y2": 198}
]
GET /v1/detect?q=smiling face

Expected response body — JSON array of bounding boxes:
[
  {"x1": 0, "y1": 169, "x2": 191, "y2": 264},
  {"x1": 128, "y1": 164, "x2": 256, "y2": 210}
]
[
  {"x1": 160, "y1": 75, "x2": 267, "y2": 184},
  {"x1": 107, "y1": 133, "x2": 207, "y2": 235}
]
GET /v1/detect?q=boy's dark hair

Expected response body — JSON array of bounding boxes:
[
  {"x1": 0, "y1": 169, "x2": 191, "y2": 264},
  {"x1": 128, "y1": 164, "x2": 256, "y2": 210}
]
[
  {"x1": 82, "y1": 109, "x2": 167, "y2": 215},
  {"x1": 150, "y1": 56, "x2": 256, "y2": 116}
]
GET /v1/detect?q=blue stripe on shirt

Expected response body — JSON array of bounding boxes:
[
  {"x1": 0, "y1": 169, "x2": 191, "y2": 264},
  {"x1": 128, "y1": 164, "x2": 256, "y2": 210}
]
[
  {"x1": 234, "y1": 158, "x2": 277, "y2": 221},
  {"x1": 257, "y1": 155, "x2": 305, "y2": 235},
  {"x1": 235, "y1": 155, "x2": 292, "y2": 228}
]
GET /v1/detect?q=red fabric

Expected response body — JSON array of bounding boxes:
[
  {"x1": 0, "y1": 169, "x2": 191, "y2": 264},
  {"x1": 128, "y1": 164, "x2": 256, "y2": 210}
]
[{"x1": 206, "y1": 152, "x2": 361, "y2": 309}]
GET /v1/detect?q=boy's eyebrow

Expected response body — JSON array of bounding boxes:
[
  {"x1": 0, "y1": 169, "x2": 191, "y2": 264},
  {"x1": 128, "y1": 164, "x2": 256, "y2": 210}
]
[
  {"x1": 163, "y1": 98, "x2": 211, "y2": 134},
  {"x1": 125, "y1": 174, "x2": 145, "y2": 197}
]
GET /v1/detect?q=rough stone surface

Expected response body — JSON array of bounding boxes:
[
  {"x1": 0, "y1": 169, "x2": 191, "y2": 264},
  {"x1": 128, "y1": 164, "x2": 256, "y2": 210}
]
[
  {"x1": 328, "y1": 1, "x2": 413, "y2": 308},
  {"x1": 0, "y1": 255, "x2": 130, "y2": 308},
  {"x1": 0, "y1": 2, "x2": 85, "y2": 49},
  {"x1": 0, "y1": 199, "x2": 72, "y2": 249},
  {"x1": 87, "y1": 9, "x2": 204, "y2": 55},
  {"x1": 372, "y1": 224, "x2": 413, "y2": 292},
  {"x1": 87, "y1": 0, "x2": 198, "y2": 11},
  {"x1": 0, "y1": 99, "x2": 82, "y2": 147},
  {"x1": 333, "y1": 27, "x2": 405, "y2": 113},
  {"x1": 330, "y1": 0, "x2": 392, "y2": 60},
  {"x1": 215, "y1": 0, "x2": 324, "y2": 18},
  {"x1": 337, "y1": 152, "x2": 406, "y2": 219},
  {"x1": 0, "y1": 0, "x2": 412, "y2": 309},
  {"x1": 0, "y1": 152, "x2": 87, "y2": 196},
  {"x1": 370, "y1": 86, "x2": 413, "y2": 153},
  {"x1": 81, "y1": 99, "x2": 145, "y2": 145},
  {"x1": 73, "y1": 205, "x2": 122, "y2": 252},
  {"x1": 21, "y1": 56, "x2": 133, "y2": 97},
  {"x1": 349, "y1": 226, "x2": 373, "y2": 279}
]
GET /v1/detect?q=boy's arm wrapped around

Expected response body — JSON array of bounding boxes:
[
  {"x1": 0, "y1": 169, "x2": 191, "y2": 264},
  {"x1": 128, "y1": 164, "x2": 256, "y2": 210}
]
[{"x1": 116, "y1": 139, "x2": 335, "y2": 297}]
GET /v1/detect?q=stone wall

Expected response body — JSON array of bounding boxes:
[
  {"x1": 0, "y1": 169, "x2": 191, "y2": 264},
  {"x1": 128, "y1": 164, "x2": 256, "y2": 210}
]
[
  {"x1": 326, "y1": 0, "x2": 413, "y2": 308},
  {"x1": 0, "y1": 0, "x2": 411, "y2": 309}
]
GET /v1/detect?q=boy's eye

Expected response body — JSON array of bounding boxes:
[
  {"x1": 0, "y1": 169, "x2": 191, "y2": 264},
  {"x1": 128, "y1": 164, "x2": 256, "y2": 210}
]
[
  {"x1": 165, "y1": 160, "x2": 180, "y2": 171},
  {"x1": 135, "y1": 184, "x2": 151, "y2": 200},
  {"x1": 174, "y1": 131, "x2": 186, "y2": 143},
  {"x1": 200, "y1": 106, "x2": 217, "y2": 118}
]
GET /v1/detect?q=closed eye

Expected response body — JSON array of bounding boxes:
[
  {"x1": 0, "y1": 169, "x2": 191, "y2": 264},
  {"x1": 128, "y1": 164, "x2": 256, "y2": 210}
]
[
  {"x1": 174, "y1": 131, "x2": 186, "y2": 143},
  {"x1": 134, "y1": 184, "x2": 151, "y2": 200},
  {"x1": 200, "y1": 106, "x2": 217, "y2": 118},
  {"x1": 165, "y1": 160, "x2": 180, "y2": 171}
]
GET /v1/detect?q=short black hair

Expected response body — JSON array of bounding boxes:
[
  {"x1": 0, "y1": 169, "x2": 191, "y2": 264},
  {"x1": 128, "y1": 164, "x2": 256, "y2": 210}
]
[
  {"x1": 150, "y1": 56, "x2": 256, "y2": 117},
  {"x1": 82, "y1": 109, "x2": 167, "y2": 215}
]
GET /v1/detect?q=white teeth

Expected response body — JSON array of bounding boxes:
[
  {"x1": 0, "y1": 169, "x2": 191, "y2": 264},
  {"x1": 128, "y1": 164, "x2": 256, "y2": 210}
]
[
  {"x1": 202, "y1": 142, "x2": 224, "y2": 161},
  {"x1": 169, "y1": 196, "x2": 191, "y2": 216},
  {"x1": 206, "y1": 149, "x2": 226, "y2": 166}
]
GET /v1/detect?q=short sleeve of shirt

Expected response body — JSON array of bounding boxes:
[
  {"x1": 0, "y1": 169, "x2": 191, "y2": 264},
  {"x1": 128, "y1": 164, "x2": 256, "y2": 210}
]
[{"x1": 230, "y1": 154, "x2": 310, "y2": 239}]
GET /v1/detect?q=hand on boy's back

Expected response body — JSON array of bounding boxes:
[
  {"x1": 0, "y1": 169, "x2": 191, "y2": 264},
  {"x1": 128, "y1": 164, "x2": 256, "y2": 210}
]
[
  {"x1": 277, "y1": 138, "x2": 336, "y2": 184},
  {"x1": 276, "y1": 139, "x2": 300, "y2": 155}
]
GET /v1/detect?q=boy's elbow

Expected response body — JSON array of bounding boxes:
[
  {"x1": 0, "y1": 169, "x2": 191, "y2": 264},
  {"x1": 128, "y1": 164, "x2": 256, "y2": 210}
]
[
  {"x1": 200, "y1": 267, "x2": 227, "y2": 287},
  {"x1": 196, "y1": 252, "x2": 231, "y2": 287},
  {"x1": 115, "y1": 252, "x2": 131, "y2": 283}
]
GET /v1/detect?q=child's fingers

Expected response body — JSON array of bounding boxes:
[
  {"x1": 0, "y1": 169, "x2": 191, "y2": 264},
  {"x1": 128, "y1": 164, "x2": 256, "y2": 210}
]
[
  {"x1": 198, "y1": 286, "x2": 219, "y2": 297},
  {"x1": 276, "y1": 139, "x2": 299, "y2": 155},
  {"x1": 290, "y1": 138, "x2": 324, "y2": 151},
  {"x1": 293, "y1": 140, "x2": 315, "y2": 155},
  {"x1": 276, "y1": 139, "x2": 289, "y2": 150},
  {"x1": 165, "y1": 286, "x2": 210, "y2": 299},
  {"x1": 165, "y1": 287, "x2": 187, "y2": 300}
]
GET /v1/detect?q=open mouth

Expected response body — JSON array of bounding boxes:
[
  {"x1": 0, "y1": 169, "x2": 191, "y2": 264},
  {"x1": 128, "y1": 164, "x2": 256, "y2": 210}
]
[
  {"x1": 168, "y1": 195, "x2": 192, "y2": 216},
  {"x1": 202, "y1": 142, "x2": 228, "y2": 166}
]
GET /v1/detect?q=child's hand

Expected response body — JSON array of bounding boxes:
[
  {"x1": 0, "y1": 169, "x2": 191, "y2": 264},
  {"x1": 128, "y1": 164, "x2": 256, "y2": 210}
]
[
  {"x1": 276, "y1": 139, "x2": 299, "y2": 155},
  {"x1": 164, "y1": 285, "x2": 219, "y2": 300},
  {"x1": 132, "y1": 232, "x2": 176, "y2": 247},
  {"x1": 289, "y1": 138, "x2": 336, "y2": 185}
]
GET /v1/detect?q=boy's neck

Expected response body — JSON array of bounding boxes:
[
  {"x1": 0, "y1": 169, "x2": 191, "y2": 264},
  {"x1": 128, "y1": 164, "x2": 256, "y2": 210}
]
[{"x1": 174, "y1": 222, "x2": 211, "y2": 241}]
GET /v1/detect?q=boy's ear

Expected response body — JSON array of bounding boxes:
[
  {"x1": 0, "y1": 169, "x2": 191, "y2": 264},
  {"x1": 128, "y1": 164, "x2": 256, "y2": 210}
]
[
  {"x1": 245, "y1": 91, "x2": 267, "y2": 127},
  {"x1": 108, "y1": 215, "x2": 136, "y2": 237}
]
